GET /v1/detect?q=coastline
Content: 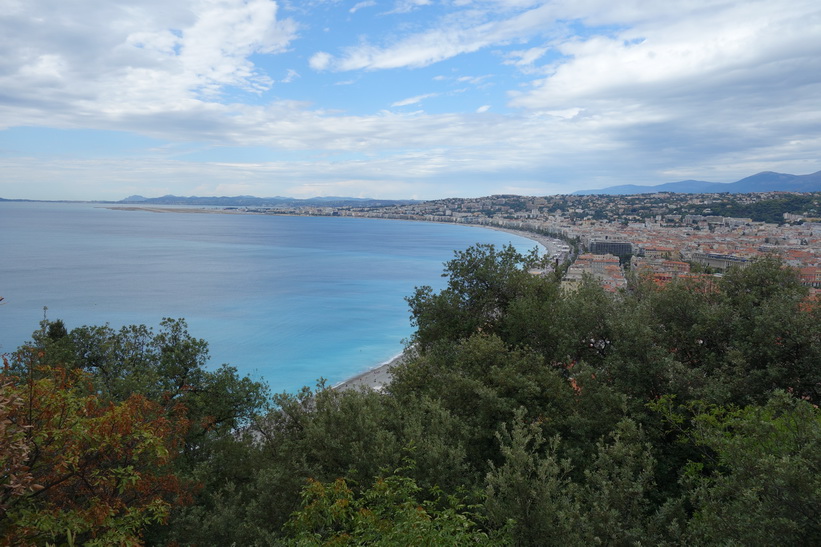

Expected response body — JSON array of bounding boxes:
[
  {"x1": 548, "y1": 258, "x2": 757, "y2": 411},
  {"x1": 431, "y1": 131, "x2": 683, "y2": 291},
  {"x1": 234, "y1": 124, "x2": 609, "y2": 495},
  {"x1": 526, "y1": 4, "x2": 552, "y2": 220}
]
[
  {"x1": 333, "y1": 350, "x2": 410, "y2": 391},
  {"x1": 479, "y1": 225, "x2": 561, "y2": 256},
  {"x1": 106, "y1": 205, "x2": 562, "y2": 253},
  {"x1": 107, "y1": 205, "x2": 562, "y2": 391},
  {"x1": 104, "y1": 206, "x2": 254, "y2": 214},
  {"x1": 330, "y1": 228, "x2": 558, "y2": 391}
]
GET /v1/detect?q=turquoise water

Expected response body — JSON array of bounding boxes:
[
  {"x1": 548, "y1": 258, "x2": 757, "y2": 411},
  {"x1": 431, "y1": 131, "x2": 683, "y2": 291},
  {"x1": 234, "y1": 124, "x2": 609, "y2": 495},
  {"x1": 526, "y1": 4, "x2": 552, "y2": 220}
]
[{"x1": 1, "y1": 202, "x2": 540, "y2": 393}]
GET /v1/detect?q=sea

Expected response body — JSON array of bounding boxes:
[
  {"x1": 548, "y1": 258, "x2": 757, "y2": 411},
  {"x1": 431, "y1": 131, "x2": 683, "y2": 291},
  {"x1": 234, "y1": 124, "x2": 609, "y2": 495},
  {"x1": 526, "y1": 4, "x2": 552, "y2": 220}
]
[{"x1": 1, "y1": 202, "x2": 542, "y2": 393}]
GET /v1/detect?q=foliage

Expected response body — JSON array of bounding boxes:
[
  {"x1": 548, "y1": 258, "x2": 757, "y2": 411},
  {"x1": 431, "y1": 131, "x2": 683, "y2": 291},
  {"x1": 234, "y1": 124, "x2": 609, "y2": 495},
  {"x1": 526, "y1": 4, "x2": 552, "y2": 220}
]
[
  {"x1": 406, "y1": 243, "x2": 541, "y2": 348},
  {"x1": 0, "y1": 379, "x2": 38, "y2": 513},
  {"x1": 285, "y1": 466, "x2": 494, "y2": 546},
  {"x1": 654, "y1": 391, "x2": 821, "y2": 544},
  {"x1": 3, "y1": 318, "x2": 269, "y2": 545},
  {"x1": 687, "y1": 194, "x2": 818, "y2": 224},
  {"x1": 484, "y1": 409, "x2": 577, "y2": 546},
  {"x1": 16, "y1": 318, "x2": 269, "y2": 468},
  {"x1": 5, "y1": 243, "x2": 820, "y2": 544},
  {"x1": 484, "y1": 410, "x2": 672, "y2": 546},
  {"x1": 0, "y1": 361, "x2": 190, "y2": 545}
]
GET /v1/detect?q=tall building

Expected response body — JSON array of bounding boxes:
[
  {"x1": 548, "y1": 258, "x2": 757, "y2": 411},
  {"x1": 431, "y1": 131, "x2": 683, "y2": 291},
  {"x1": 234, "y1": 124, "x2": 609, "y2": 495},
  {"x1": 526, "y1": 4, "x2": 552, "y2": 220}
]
[{"x1": 590, "y1": 240, "x2": 633, "y2": 257}]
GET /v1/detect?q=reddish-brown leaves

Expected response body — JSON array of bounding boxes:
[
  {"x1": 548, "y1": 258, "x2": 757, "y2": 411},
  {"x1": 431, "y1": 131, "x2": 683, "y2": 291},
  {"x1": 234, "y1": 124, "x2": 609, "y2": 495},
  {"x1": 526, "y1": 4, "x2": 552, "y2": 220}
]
[{"x1": 0, "y1": 363, "x2": 192, "y2": 544}]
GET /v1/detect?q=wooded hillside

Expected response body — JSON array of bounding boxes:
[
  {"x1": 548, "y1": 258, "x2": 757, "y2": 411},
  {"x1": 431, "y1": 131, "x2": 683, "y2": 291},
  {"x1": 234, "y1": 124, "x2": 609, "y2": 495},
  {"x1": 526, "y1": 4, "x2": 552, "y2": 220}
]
[{"x1": 2, "y1": 246, "x2": 820, "y2": 545}]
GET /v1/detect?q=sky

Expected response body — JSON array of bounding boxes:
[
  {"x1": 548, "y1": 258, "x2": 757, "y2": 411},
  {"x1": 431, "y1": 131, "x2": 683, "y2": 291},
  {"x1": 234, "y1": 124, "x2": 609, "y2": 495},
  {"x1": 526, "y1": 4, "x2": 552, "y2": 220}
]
[{"x1": 1, "y1": 0, "x2": 820, "y2": 200}]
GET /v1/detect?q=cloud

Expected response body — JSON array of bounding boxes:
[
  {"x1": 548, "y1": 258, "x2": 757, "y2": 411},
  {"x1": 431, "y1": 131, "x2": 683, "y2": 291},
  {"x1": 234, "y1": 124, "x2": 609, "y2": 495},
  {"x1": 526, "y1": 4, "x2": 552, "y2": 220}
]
[
  {"x1": 309, "y1": 2, "x2": 561, "y2": 71},
  {"x1": 510, "y1": 1, "x2": 821, "y2": 109},
  {"x1": 2, "y1": 0, "x2": 820, "y2": 200},
  {"x1": 2, "y1": 95, "x2": 819, "y2": 201},
  {"x1": 0, "y1": 99, "x2": 707, "y2": 200},
  {"x1": 456, "y1": 75, "x2": 491, "y2": 85},
  {"x1": 0, "y1": 0, "x2": 299, "y2": 127},
  {"x1": 386, "y1": 0, "x2": 433, "y2": 15},
  {"x1": 391, "y1": 93, "x2": 439, "y2": 107},
  {"x1": 504, "y1": 45, "x2": 549, "y2": 71},
  {"x1": 499, "y1": 1, "x2": 821, "y2": 182},
  {"x1": 309, "y1": 51, "x2": 333, "y2": 71},
  {"x1": 349, "y1": 1, "x2": 376, "y2": 14},
  {"x1": 281, "y1": 68, "x2": 300, "y2": 83}
]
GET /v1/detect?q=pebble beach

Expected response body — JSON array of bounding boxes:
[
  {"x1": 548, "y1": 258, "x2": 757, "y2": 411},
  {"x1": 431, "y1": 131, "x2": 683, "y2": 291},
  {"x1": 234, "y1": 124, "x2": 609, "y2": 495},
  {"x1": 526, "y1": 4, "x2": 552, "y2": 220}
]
[{"x1": 333, "y1": 351, "x2": 409, "y2": 391}]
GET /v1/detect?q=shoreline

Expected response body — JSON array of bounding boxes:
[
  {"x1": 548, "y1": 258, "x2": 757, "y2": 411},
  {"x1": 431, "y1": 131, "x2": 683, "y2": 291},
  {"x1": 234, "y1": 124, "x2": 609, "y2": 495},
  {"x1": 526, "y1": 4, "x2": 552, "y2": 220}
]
[
  {"x1": 104, "y1": 206, "x2": 255, "y2": 214},
  {"x1": 107, "y1": 205, "x2": 563, "y2": 259},
  {"x1": 106, "y1": 205, "x2": 562, "y2": 251},
  {"x1": 107, "y1": 205, "x2": 562, "y2": 390},
  {"x1": 328, "y1": 228, "x2": 558, "y2": 391},
  {"x1": 478, "y1": 225, "x2": 562, "y2": 256},
  {"x1": 333, "y1": 350, "x2": 411, "y2": 391}
]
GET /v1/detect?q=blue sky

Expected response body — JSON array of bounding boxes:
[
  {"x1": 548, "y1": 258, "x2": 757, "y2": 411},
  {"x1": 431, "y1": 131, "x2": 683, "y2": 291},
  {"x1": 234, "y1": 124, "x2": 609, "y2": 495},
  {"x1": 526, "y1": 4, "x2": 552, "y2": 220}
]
[{"x1": 1, "y1": 0, "x2": 820, "y2": 200}]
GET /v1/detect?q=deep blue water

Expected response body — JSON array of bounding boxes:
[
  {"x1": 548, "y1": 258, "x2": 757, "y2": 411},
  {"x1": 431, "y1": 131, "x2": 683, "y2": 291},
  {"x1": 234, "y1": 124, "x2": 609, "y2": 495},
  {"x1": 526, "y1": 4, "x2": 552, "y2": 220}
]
[{"x1": 1, "y1": 202, "x2": 540, "y2": 393}]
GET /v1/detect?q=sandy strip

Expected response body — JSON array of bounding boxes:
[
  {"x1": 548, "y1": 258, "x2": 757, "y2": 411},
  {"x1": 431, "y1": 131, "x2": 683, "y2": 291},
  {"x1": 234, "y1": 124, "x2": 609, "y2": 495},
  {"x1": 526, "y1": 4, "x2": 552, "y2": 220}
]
[
  {"x1": 104, "y1": 206, "x2": 252, "y2": 214},
  {"x1": 477, "y1": 225, "x2": 565, "y2": 256},
  {"x1": 333, "y1": 350, "x2": 413, "y2": 391},
  {"x1": 107, "y1": 206, "x2": 562, "y2": 252}
]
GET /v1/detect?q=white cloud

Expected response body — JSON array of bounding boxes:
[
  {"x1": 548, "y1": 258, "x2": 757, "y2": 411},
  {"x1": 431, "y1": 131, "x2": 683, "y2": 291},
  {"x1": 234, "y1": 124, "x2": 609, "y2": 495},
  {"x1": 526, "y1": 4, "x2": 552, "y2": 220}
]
[
  {"x1": 391, "y1": 93, "x2": 438, "y2": 107},
  {"x1": 456, "y1": 74, "x2": 491, "y2": 85},
  {"x1": 387, "y1": 0, "x2": 432, "y2": 15},
  {"x1": 0, "y1": 96, "x2": 711, "y2": 197},
  {"x1": 281, "y1": 68, "x2": 300, "y2": 83},
  {"x1": 2, "y1": 94, "x2": 819, "y2": 200},
  {"x1": 350, "y1": 1, "x2": 376, "y2": 14},
  {"x1": 511, "y1": 0, "x2": 821, "y2": 110},
  {"x1": 1, "y1": 0, "x2": 820, "y2": 200},
  {"x1": 309, "y1": 51, "x2": 333, "y2": 71},
  {"x1": 0, "y1": 0, "x2": 299, "y2": 126},
  {"x1": 504, "y1": 45, "x2": 549, "y2": 70},
  {"x1": 495, "y1": 1, "x2": 821, "y2": 184},
  {"x1": 310, "y1": 2, "x2": 560, "y2": 71}
]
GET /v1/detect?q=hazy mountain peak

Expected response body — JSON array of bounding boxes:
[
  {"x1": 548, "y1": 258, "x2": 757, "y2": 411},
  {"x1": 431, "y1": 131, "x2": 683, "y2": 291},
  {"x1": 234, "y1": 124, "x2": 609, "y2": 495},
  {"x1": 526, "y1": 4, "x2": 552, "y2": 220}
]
[{"x1": 573, "y1": 171, "x2": 821, "y2": 195}]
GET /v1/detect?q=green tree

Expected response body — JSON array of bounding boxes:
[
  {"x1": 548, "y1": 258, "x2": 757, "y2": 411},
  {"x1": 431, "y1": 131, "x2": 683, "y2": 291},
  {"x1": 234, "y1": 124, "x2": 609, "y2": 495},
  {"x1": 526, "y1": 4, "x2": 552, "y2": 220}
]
[
  {"x1": 391, "y1": 334, "x2": 581, "y2": 472},
  {"x1": 19, "y1": 318, "x2": 269, "y2": 459},
  {"x1": 656, "y1": 392, "x2": 821, "y2": 545},
  {"x1": 575, "y1": 419, "x2": 669, "y2": 545},
  {"x1": 286, "y1": 467, "x2": 495, "y2": 546},
  {"x1": 165, "y1": 380, "x2": 475, "y2": 545},
  {"x1": 407, "y1": 244, "x2": 542, "y2": 349},
  {"x1": 708, "y1": 258, "x2": 820, "y2": 405},
  {"x1": 484, "y1": 409, "x2": 578, "y2": 547},
  {"x1": 9, "y1": 319, "x2": 270, "y2": 544}
]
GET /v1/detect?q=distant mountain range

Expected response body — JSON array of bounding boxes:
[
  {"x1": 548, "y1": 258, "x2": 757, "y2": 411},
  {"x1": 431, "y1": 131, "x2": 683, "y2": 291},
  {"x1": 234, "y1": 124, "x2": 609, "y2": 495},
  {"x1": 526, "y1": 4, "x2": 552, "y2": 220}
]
[
  {"x1": 118, "y1": 195, "x2": 419, "y2": 207},
  {"x1": 572, "y1": 170, "x2": 821, "y2": 195},
  {"x1": 3, "y1": 170, "x2": 820, "y2": 206}
]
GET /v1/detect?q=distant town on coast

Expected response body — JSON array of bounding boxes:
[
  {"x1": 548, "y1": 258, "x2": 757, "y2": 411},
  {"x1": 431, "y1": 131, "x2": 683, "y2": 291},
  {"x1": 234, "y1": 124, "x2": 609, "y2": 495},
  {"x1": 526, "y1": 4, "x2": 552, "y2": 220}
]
[
  {"x1": 4, "y1": 170, "x2": 821, "y2": 544},
  {"x1": 101, "y1": 169, "x2": 821, "y2": 298},
  {"x1": 5, "y1": 170, "x2": 820, "y2": 297}
]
